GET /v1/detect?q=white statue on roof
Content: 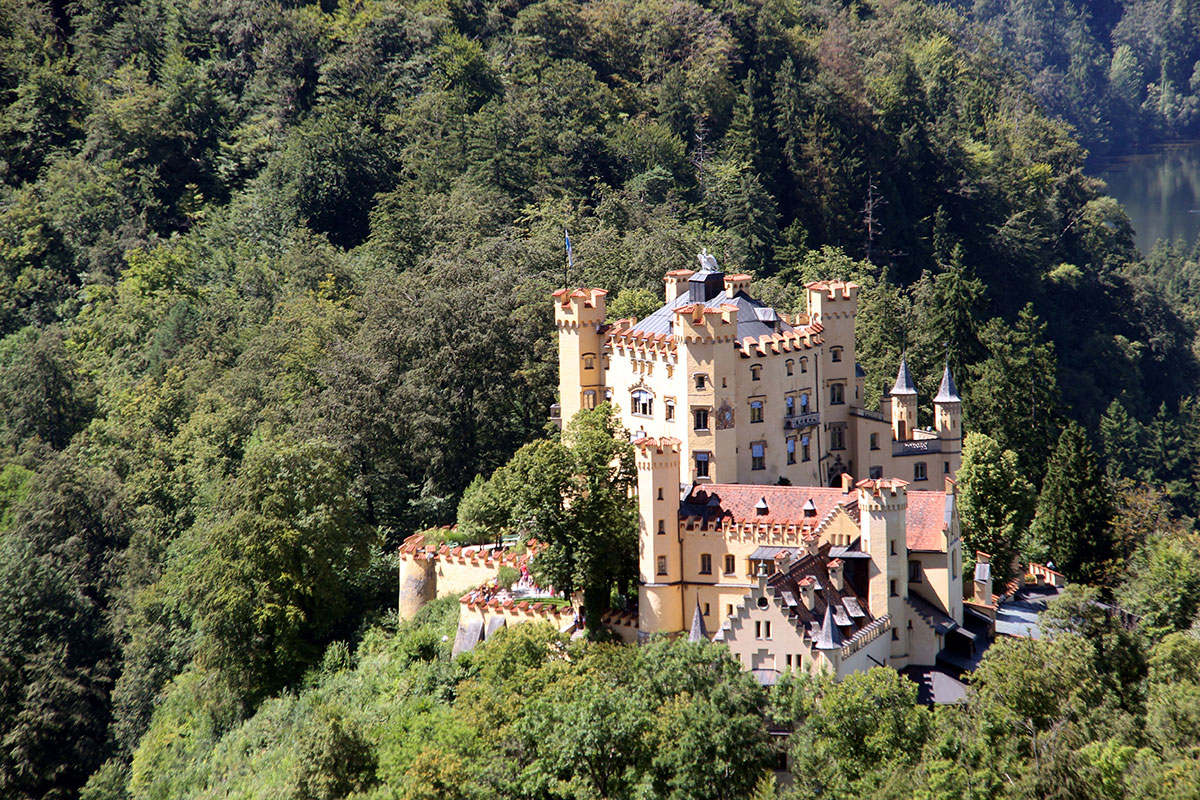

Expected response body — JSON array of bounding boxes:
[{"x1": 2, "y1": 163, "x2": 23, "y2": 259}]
[{"x1": 697, "y1": 248, "x2": 719, "y2": 272}]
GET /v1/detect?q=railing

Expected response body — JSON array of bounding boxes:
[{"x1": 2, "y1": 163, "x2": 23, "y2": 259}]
[
  {"x1": 783, "y1": 412, "x2": 820, "y2": 429},
  {"x1": 892, "y1": 439, "x2": 942, "y2": 456}
]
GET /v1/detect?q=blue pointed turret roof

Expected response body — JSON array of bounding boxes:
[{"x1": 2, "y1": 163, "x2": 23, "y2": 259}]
[
  {"x1": 890, "y1": 355, "x2": 917, "y2": 396},
  {"x1": 689, "y1": 598, "x2": 709, "y2": 642},
  {"x1": 934, "y1": 361, "x2": 961, "y2": 403},
  {"x1": 815, "y1": 602, "x2": 844, "y2": 650}
]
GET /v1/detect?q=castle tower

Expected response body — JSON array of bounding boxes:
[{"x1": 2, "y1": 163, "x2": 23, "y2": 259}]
[
  {"x1": 933, "y1": 360, "x2": 962, "y2": 454},
  {"x1": 857, "y1": 478, "x2": 910, "y2": 665},
  {"x1": 804, "y1": 281, "x2": 859, "y2": 375},
  {"x1": 674, "y1": 301, "x2": 739, "y2": 483},
  {"x1": 398, "y1": 552, "x2": 435, "y2": 622},
  {"x1": 636, "y1": 436, "x2": 685, "y2": 638},
  {"x1": 890, "y1": 355, "x2": 918, "y2": 441},
  {"x1": 553, "y1": 288, "x2": 608, "y2": 425}
]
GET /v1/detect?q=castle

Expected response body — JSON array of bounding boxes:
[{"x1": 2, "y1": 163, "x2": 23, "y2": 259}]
[{"x1": 555, "y1": 253, "x2": 972, "y2": 679}]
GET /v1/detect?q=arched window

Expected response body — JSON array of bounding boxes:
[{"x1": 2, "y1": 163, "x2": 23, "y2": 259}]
[
  {"x1": 800, "y1": 392, "x2": 810, "y2": 413},
  {"x1": 751, "y1": 364, "x2": 762, "y2": 381},
  {"x1": 665, "y1": 398, "x2": 675, "y2": 421},
  {"x1": 800, "y1": 357, "x2": 808, "y2": 374},
  {"x1": 830, "y1": 347, "x2": 843, "y2": 362},
  {"x1": 632, "y1": 389, "x2": 653, "y2": 417},
  {"x1": 829, "y1": 383, "x2": 845, "y2": 405},
  {"x1": 785, "y1": 396, "x2": 795, "y2": 416},
  {"x1": 785, "y1": 359, "x2": 794, "y2": 376}
]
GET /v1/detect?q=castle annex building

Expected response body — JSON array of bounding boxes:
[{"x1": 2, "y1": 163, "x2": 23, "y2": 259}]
[{"x1": 554, "y1": 253, "x2": 963, "y2": 491}]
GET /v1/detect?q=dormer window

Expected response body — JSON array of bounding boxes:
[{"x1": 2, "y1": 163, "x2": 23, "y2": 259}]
[
  {"x1": 831, "y1": 347, "x2": 843, "y2": 363},
  {"x1": 751, "y1": 365, "x2": 762, "y2": 381},
  {"x1": 632, "y1": 389, "x2": 653, "y2": 417}
]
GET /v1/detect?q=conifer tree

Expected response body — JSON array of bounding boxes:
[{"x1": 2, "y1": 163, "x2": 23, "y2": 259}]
[
  {"x1": 967, "y1": 304, "x2": 1063, "y2": 482},
  {"x1": 1099, "y1": 397, "x2": 1144, "y2": 481},
  {"x1": 957, "y1": 432, "x2": 1035, "y2": 585},
  {"x1": 1028, "y1": 422, "x2": 1116, "y2": 585}
]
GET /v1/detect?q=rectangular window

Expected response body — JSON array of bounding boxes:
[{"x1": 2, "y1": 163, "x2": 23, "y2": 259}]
[
  {"x1": 829, "y1": 383, "x2": 845, "y2": 405},
  {"x1": 831, "y1": 347, "x2": 842, "y2": 362},
  {"x1": 751, "y1": 365, "x2": 762, "y2": 381},
  {"x1": 801, "y1": 435, "x2": 811, "y2": 462},
  {"x1": 724, "y1": 554, "x2": 735, "y2": 574},
  {"x1": 869, "y1": 465, "x2": 883, "y2": 479},
  {"x1": 657, "y1": 556, "x2": 667, "y2": 576},
  {"x1": 909, "y1": 560, "x2": 922, "y2": 583},
  {"x1": 889, "y1": 579, "x2": 898, "y2": 597},
  {"x1": 800, "y1": 357, "x2": 808, "y2": 374},
  {"x1": 704, "y1": 603, "x2": 710, "y2": 616},
  {"x1": 700, "y1": 554, "x2": 712, "y2": 574},
  {"x1": 751, "y1": 442, "x2": 765, "y2": 470},
  {"x1": 695, "y1": 374, "x2": 706, "y2": 390},
  {"x1": 870, "y1": 432, "x2": 879, "y2": 450},
  {"x1": 800, "y1": 393, "x2": 810, "y2": 413},
  {"x1": 830, "y1": 425, "x2": 845, "y2": 450},
  {"x1": 914, "y1": 462, "x2": 928, "y2": 481},
  {"x1": 657, "y1": 519, "x2": 665, "y2": 535},
  {"x1": 665, "y1": 399, "x2": 675, "y2": 421},
  {"x1": 786, "y1": 395, "x2": 795, "y2": 415},
  {"x1": 695, "y1": 452, "x2": 710, "y2": 478},
  {"x1": 727, "y1": 604, "x2": 733, "y2": 617},
  {"x1": 786, "y1": 437, "x2": 796, "y2": 465},
  {"x1": 750, "y1": 400, "x2": 764, "y2": 423},
  {"x1": 764, "y1": 621, "x2": 772, "y2": 639},
  {"x1": 786, "y1": 360, "x2": 794, "y2": 376},
  {"x1": 756, "y1": 621, "x2": 771, "y2": 639},
  {"x1": 944, "y1": 461, "x2": 950, "y2": 473},
  {"x1": 694, "y1": 408, "x2": 709, "y2": 430}
]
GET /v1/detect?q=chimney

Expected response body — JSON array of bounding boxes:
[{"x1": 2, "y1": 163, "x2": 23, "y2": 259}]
[
  {"x1": 828, "y1": 559, "x2": 844, "y2": 591},
  {"x1": 664, "y1": 269, "x2": 694, "y2": 303},
  {"x1": 800, "y1": 575, "x2": 816, "y2": 609},
  {"x1": 841, "y1": 472, "x2": 854, "y2": 494},
  {"x1": 974, "y1": 551, "x2": 993, "y2": 606},
  {"x1": 724, "y1": 273, "x2": 752, "y2": 297}
]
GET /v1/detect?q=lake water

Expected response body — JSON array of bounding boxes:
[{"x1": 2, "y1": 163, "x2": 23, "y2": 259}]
[{"x1": 1092, "y1": 141, "x2": 1200, "y2": 253}]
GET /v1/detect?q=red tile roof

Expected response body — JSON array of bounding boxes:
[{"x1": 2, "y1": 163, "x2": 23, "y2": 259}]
[{"x1": 683, "y1": 483, "x2": 952, "y2": 552}]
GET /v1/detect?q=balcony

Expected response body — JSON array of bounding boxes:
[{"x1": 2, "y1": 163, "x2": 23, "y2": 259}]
[
  {"x1": 784, "y1": 411, "x2": 821, "y2": 430},
  {"x1": 848, "y1": 405, "x2": 884, "y2": 422},
  {"x1": 892, "y1": 439, "x2": 943, "y2": 456}
]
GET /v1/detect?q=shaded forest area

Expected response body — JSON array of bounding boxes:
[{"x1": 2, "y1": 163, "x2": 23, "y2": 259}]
[
  {"x1": 3, "y1": 0, "x2": 1200, "y2": 798},
  {"x1": 950, "y1": 0, "x2": 1200, "y2": 156}
]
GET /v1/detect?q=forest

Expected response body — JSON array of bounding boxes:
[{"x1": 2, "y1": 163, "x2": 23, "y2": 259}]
[{"x1": 5, "y1": 0, "x2": 1200, "y2": 797}]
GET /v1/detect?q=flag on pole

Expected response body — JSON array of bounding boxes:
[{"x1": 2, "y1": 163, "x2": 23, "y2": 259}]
[{"x1": 564, "y1": 228, "x2": 574, "y2": 270}]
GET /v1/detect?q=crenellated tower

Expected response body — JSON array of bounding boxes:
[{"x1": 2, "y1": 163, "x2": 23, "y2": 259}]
[
  {"x1": 674, "y1": 297, "x2": 740, "y2": 484},
  {"x1": 858, "y1": 478, "x2": 910, "y2": 665},
  {"x1": 553, "y1": 288, "x2": 608, "y2": 425},
  {"x1": 636, "y1": 436, "x2": 684, "y2": 638}
]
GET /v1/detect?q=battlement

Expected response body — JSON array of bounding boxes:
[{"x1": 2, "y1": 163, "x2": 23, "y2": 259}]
[
  {"x1": 724, "y1": 273, "x2": 752, "y2": 296},
  {"x1": 553, "y1": 287, "x2": 608, "y2": 325},
  {"x1": 735, "y1": 322, "x2": 824, "y2": 357},
  {"x1": 664, "y1": 269, "x2": 696, "y2": 302},
  {"x1": 856, "y1": 478, "x2": 909, "y2": 512},
  {"x1": 672, "y1": 303, "x2": 739, "y2": 342},
  {"x1": 804, "y1": 280, "x2": 860, "y2": 301},
  {"x1": 398, "y1": 531, "x2": 539, "y2": 569}
]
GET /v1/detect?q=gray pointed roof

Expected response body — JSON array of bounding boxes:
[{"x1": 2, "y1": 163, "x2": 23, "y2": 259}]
[
  {"x1": 890, "y1": 355, "x2": 917, "y2": 396},
  {"x1": 815, "y1": 602, "x2": 844, "y2": 650},
  {"x1": 689, "y1": 599, "x2": 709, "y2": 642},
  {"x1": 934, "y1": 361, "x2": 961, "y2": 403}
]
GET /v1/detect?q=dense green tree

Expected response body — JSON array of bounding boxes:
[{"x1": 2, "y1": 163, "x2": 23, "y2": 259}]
[
  {"x1": 967, "y1": 305, "x2": 1063, "y2": 482},
  {"x1": 1027, "y1": 422, "x2": 1116, "y2": 584},
  {"x1": 956, "y1": 432, "x2": 1035, "y2": 585}
]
